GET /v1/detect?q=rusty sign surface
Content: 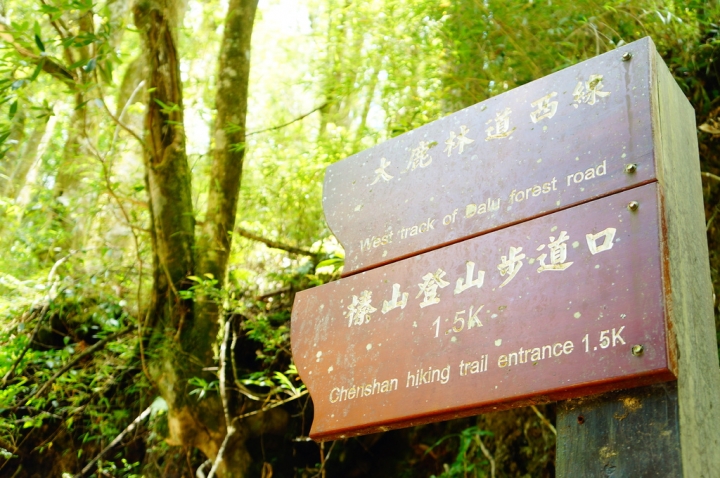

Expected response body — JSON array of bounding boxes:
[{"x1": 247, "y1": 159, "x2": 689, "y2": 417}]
[
  {"x1": 324, "y1": 38, "x2": 657, "y2": 276},
  {"x1": 293, "y1": 183, "x2": 674, "y2": 440}
]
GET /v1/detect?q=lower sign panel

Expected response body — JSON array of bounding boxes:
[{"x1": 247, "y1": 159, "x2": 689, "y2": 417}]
[{"x1": 291, "y1": 183, "x2": 675, "y2": 441}]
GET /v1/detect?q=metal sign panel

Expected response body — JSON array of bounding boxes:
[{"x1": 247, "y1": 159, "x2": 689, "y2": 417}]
[
  {"x1": 324, "y1": 38, "x2": 656, "y2": 275},
  {"x1": 292, "y1": 183, "x2": 674, "y2": 441}
]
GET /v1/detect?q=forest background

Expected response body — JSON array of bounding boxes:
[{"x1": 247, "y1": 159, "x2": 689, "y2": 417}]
[{"x1": 0, "y1": 0, "x2": 718, "y2": 477}]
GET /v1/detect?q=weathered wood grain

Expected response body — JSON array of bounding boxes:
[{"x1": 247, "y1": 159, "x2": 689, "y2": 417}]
[
  {"x1": 651, "y1": 43, "x2": 720, "y2": 475},
  {"x1": 557, "y1": 382, "x2": 682, "y2": 477}
]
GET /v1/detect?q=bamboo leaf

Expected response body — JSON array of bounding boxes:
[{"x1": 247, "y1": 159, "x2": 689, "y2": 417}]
[
  {"x1": 34, "y1": 34, "x2": 45, "y2": 52},
  {"x1": 83, "y1": 58, "x2": 96, "y2": 73}
]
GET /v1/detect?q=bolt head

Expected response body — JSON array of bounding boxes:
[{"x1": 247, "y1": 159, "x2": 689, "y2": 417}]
[
  {"x1": 625, "y1": 163, "x2": 637, "y2": 174},
  {"x1": 627, "y1": 201, "x2": 639, "y2": 212},
  {"x1": 632, "y1": 344, "x2": 644, "y2": 356},
  {"x1": 622, "y1": 51, "x2": 633, "y2": 61}
]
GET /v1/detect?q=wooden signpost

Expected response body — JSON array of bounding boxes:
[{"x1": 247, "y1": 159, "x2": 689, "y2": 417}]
[{"x1": 292, "y1": 38, "x2": 720, "y2": 476}]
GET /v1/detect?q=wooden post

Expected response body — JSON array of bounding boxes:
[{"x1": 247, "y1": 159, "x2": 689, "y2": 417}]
[
  {"x1": 556, "y1": 46, "x2": 720, "y2": 477},
  {"x1": 557, "y1": 383, "x2": 681, "y2": 476}
]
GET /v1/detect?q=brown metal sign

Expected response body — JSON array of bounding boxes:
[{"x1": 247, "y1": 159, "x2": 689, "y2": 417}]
[
  {"x1": 324, "y1": 38, "x2": 657, "y2": 275},
  {"x1": 292, "y1": 183, "x2": 674, "y2": 441}
]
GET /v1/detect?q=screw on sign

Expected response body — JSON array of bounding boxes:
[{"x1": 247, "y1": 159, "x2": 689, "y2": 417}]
[{"x1": 292, "y1": 37, "x2": 720, "y2": 476}]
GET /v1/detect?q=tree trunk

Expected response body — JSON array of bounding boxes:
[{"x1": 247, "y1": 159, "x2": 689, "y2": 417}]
[
  {"x1": 134, "y1": 0, "x2": 258, "y2": 475},
  {"x1": 14, "y1": 115, "x2": 58, "y2": 210},
  {"x1": 52, "y1": 11, "x2": 97, "y2": 253},
  {"x1": 195, "y1": 0, "x2": 259, "y2": 474},
  {"x1": 53, "y1": 11, "x2": 94, "y2": 200}
]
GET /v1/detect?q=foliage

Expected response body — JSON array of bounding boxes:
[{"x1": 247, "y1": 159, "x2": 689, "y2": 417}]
[{"x1": 0, "y1": 0, "x2": 717, "y2": 476}]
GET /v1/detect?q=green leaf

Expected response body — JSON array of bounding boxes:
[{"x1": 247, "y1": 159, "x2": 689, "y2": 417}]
[
  {"x1": 149, "y1": 396, "x2": 168, "y2": 416},
  {"x1": 11, "y1": 21, "x2": 29, "y2": 33},
  {"x1": 29, "y1": 59, "x2": 45, "y2": 81},
  {"x1": 8, "y1": 101, "x2": 17, "y2": 120},
  {"x1": 72, "y1": 0, "x2": 94, "y2": 12},
  {"x1": 34, "y1": 34, "x2": 45, "y2": 53},
  {"x1": 68, "y1": 58, "x2": 88, "y2": 70},
  {"x1": 83, "y1": 58, "x2": 96, "y2": 73},
  {"x1": 154, "y1": 99, "x2": 180, "y2": 114},
  {"x1": 39, "y1": 4, "x2": 60, "y2": 14},
  {"x1": 74, "y1": 99, "x2": 91, "y2": 110},
  {"x1": 98, "y1": 60, "x2": 113, "y2": 83},
  {"x1": 316, "y1": 258, "x2": 343, "y2": 268},
  {"x1": 273, "y1": 370, "x2": 301, "y2": 395},
  {"x1": 0, "y1": 130, "x2": 12, "y2": 146},
  {"x1": 62, "y1": 36, "x2": 76, "y2": 49},
  {"x1": 225, "y1": 122, "x2": 244, "y2": 134},
  {"x1": 229, "y1": 142, "x2": 246, "y2": 153}
]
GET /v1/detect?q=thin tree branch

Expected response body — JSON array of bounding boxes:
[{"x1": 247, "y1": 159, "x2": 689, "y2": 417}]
[
  {"x1": 0, "y1": 21, "x2": 75, "y2": 83},
  {"x1": 476, "y1": 435, "x2": 496, "y2": 478},
  {"x1": 3, "y1": 248, "x2": 74, "y2": 386},
  {"x1": 92, "y1": 70, "x2": 145, "y2": 146},
  {"x1": 314, "y1": 440, "x2": 336, "y2": 478},
  {"x1": 257, "y1": 286, "x2": 291, "y2": 300},
  {"x1": 230, "y1": 325, "x2": 271, "y2": 401},
  {"x1": 236, "y1": 226, "x2": 316, "y2": 258},
  {"x1": 24, "y1": 326, "x2": 132, "y2": 405},
  {"x1": 196, "y1": 460, "x2": 212, "y2": 478},
  {"x1": 232, "y1": 389, "x2": 308, "y2": 422},
  {"x1": 702, "y1": 171, "x2": 720, "y2": 183},
  {"x1": 95, "y1": 93, "x2": 145, "y2": 146},
  {"x1": 37, "y1": 0, "x2": 72, "y2": 39},
  {"x1": 1, "y1": 307, "x2": 42, "y2": 387},
  {"x1": 531, "y1": 404, "x2": 557, "y2": 436},
  {"x1": 111, "y1": 80, "x2": 146, "y2": 155},
  {"x1": 246, "y1": 102, "x2": 328, "y2": 137},
  {"x1": 206, "y1": 320, "x2": 235, "y2": 478},
  {"x1": 39, "y1": 0, "x2": 74, "y2": 69},
  {"x1": 75, "y1": 405, "x2": 152, "y2": 477},
  {"x1": 9, "y1": 464, "x2": 22, "y2": 478},
  {"x1": 83, "y1": 132, "x2": 152, "y2": 383}
]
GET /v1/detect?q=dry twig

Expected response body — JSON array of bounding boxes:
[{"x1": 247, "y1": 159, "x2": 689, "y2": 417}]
[
  {"x1": 1, "y1": 308, "x2": 42, "y2": 387},
  {"x1": 702, "y1": 171, "x2": 720, "y2": 183},
  {"x1": 25, "y1": 326, "x2": 132, "y2": 405},
  {"x1": 246, "y1": 102, "x2": 327, "y2": 136},
  {"x1": 314, "y1": 440, "x2": 337, "y2": 478},
  {"x1": 236, "y1": 226, "x2": 316, "y2": 258},
  {"x1": 476, "y1": 435, "x2": 496, "y2": 478},
  {"x1": 76, "y1": 405, "x2": 152, "y2": 477},
  {"x1": 531, "y1": 404, "x2": 557, "y2": 436},
  {"x1": 206, "y1": 320, "x2": 235, "y2": 478},
  {"x1": 0, "y1": 21, "x2": 75, "y2": 83}
]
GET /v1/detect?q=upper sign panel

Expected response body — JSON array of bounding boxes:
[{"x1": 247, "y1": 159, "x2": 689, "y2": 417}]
[{"x1": 324, "y1": 38, "x2": 657, "y2": 275}]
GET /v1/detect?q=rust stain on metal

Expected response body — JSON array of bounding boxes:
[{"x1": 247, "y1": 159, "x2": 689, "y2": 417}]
[
  {"x1": 324, "y1": 39, "x2": 657, "y2": 276},
  {"x1": 293, "y1": 183, "x2": 674, "y2": 441}
]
